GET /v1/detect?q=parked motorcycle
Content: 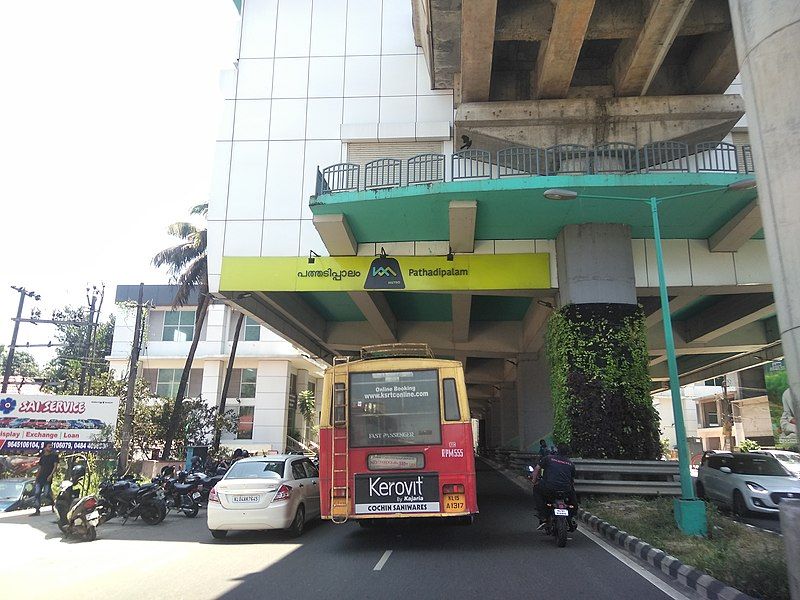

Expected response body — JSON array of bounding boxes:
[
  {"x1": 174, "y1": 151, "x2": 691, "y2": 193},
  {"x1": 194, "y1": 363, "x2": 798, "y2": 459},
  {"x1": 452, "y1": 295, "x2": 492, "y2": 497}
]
[
  {"x1": 98, "y1": 475, "x2": 167, "y2": 525},
  {"x1": 526, "y1": 465, "x2": 576, "y2": 548},
  {"x1": 183, "y1": 469, "x2": 225, "y2": 505},
  {"x1": 55, "y1": 464, "x2": 102, "y2": 542},
  {"x1": 152, "y1": 471, "x2": 201, "y2": 517}
]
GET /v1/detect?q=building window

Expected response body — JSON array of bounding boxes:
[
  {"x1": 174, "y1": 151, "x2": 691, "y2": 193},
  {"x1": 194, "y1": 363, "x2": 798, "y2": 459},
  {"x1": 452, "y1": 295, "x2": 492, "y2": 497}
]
[
  {"x1": 156, "y1": 369, "x2": 182, "y2": 398},
  {"x1": 244, "y1": 317, "x2": 261, "y2": 341},
  {"x1": 162, "y1": 310, "x2": 195, "y2": 342},
  {"x1": 288, "y1": 373, "x2": 298, "y2": 410},
  {"x1": 237, "y1": 406, "x2": 254, "y2": 439},
  {"x1": 240, "y1": 368, "x2": 257, "y2": 398}
]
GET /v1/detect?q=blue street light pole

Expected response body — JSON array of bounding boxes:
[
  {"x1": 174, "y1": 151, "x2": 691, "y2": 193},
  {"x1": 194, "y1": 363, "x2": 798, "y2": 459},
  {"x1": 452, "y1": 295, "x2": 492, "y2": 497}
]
[{"x1": 544, "y1": 180, "x2": 755, "y2": 535}]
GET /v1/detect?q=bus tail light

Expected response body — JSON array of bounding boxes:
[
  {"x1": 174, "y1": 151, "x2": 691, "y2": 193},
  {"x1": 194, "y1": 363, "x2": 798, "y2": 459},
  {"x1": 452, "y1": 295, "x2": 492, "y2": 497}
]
[
  {"x1": 332, "y1": 488, "x2": 348, "y2": 498},
  {"x1": 274, "y1": 485, "x2": 292, "y2": 501},
  {"x1": 443, "y1": 484, "x2": 465, "y2": 494}
]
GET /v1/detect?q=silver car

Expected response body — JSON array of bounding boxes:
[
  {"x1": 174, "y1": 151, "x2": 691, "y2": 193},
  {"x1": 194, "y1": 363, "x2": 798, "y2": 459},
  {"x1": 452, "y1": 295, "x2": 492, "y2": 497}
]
[
  {"x1": 697, "y1": 452, "x2": 800, "y2": 515},
  {"x1": 755, "y1": 449, "x2": 800, "y2": 478},
  {"x1": 207, "y1": 455, "x2": 320, "y2": 539}
]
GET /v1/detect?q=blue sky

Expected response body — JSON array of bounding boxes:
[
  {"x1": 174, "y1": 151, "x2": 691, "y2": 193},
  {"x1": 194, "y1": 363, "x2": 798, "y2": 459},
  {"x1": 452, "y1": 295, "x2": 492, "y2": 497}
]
[{"x1": 0, "y1": 0, "x2": 240, "y2": 364}]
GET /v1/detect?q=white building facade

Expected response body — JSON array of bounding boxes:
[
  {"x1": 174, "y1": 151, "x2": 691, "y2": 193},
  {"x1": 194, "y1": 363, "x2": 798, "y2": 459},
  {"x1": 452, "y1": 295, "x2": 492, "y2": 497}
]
[
  {"x1": 109, "y1": 285, "x2": 324, "y2": 454},
  {"x1": 205, "y1": 0, "x2": 456, "y2": 294}
]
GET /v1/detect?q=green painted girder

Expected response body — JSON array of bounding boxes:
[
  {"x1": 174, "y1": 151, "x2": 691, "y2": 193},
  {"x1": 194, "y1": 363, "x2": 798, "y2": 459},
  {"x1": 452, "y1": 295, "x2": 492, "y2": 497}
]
[
  {"x1": 232, "y1": 0, "x2": 242, "y2": 13},
  {"x1": 310, "y1": 173, "x2": 758, "y2": 242}
]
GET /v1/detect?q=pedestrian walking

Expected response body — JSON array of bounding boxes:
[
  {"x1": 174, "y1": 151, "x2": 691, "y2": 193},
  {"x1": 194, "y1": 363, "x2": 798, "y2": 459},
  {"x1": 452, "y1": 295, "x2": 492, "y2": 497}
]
[{"x1": 31, "y1": 442, "x2": 58, "y2": 516}]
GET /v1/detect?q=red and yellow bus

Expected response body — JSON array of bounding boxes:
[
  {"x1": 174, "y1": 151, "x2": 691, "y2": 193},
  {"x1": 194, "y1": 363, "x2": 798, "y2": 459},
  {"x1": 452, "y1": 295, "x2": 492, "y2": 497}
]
[{"x1": 320, "y1": 344, "x2": 478, "y2": 524}]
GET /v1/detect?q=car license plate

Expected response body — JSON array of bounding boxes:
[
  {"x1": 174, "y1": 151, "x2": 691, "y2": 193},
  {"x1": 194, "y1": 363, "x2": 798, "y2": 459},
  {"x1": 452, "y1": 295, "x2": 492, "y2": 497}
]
[
  {"x1": 192, "y1": 492, "x2": 201, "y2": 500},
  {"x1": 554, "y1": 508, "x2": 569, "y2": 516},
  {"x1": 443, "y1": 493, "x2": 466, "y2": 513},
  {"x1": 232, "y1": 495, "x2": 259, "y2": 503}
]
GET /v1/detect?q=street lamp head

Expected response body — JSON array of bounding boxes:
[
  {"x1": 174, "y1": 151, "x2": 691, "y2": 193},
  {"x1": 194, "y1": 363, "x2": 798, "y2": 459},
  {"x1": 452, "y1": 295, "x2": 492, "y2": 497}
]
[
  {"x1": 727, "y1": 179, "x2": 757, "y2": 191},
  {"x1": 543, "y1": 188, "x2": 578, "y2": 201}
]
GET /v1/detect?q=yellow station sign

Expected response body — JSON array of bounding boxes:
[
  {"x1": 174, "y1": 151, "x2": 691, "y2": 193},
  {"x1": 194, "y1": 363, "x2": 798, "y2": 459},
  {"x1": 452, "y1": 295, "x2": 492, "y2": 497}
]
[{"x1": 220, "y1": 254, "x2": 550, "y2": 292}]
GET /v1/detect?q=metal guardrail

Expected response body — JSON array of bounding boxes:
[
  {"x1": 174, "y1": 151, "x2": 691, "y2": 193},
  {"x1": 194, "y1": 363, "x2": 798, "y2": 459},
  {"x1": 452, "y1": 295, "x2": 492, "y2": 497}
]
[
  {"x1": 483, "y1": 449, "x2": 681, "y2": 496},
  {"x1": 314, "y1": 140, "x2": 757, "y2": 195}
]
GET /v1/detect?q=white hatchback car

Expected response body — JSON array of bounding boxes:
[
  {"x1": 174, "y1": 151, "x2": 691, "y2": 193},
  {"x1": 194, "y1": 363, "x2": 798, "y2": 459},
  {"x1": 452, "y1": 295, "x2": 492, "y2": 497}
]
[
  {"x1": 697, "y1": 452, "x2": 800, "y2": 515},
  {"x1": 755, "y1": 449, "x2": 800, "y2": 478},
  {"x1": 207, "y1": 455, "x2": 320, "y2": 539}
]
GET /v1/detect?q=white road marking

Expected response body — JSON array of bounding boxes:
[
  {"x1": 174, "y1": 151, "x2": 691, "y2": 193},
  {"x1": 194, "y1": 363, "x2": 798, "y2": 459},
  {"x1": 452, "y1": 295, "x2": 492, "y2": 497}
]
[
  {"x1": 578, "y1": 526, "x2": 694, "y2": 600},
  {"x1": 373, "y1": 550, "x2": 393, "y2": 571}
]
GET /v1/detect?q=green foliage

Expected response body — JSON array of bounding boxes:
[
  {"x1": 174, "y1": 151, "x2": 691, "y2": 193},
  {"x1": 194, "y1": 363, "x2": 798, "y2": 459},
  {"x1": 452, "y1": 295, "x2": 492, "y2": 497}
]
[
  {"x1": 0, "y1": 347, "x2": 40, "y2": 377},
  {"x1": 41, "y1": 306, "x2": 115, "y2": 394},
  {"x1": 546, "y1": 303, "x2": 660, "y2": 459},
  {"x1": 298, "y1": 389, "x2": 316, "y2": 428},
  {"x1": 738, "y1": 438, "x2": 761, "y2": 452},
  {"x1": 583, "y1": 497, "x2": 789, "y2": 600}
]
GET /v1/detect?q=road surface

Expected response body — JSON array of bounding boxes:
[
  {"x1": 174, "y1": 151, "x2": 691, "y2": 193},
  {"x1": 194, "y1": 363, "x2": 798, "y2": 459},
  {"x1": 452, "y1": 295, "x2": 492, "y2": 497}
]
[{"x1": 1, "y1": 460, "x2": 687, "y2": 600}]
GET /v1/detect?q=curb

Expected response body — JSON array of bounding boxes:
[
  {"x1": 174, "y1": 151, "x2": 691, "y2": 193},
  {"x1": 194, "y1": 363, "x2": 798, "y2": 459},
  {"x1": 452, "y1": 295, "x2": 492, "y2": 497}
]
[{"x1": 577, "y1": 508, "x2": 756, "y2": 600}]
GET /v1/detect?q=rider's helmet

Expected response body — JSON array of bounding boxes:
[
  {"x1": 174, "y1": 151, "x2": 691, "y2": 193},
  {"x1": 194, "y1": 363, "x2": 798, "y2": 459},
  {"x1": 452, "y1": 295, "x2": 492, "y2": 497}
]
[{"x1": 70, "y1": 464, "x2": 87, "y2": 481}]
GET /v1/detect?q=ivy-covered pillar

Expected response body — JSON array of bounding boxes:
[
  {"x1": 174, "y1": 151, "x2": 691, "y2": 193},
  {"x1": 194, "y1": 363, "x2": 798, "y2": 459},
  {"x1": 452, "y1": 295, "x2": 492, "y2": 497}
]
[{"x1": 549, "y1": 224, "x2": 660, "y2": 459}]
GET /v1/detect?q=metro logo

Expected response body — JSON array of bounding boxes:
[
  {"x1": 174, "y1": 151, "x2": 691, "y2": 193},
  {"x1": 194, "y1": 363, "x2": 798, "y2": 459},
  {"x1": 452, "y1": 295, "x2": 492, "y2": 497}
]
[{"x1": 371, "y1": 266, "x2": 397, "y2": 277}]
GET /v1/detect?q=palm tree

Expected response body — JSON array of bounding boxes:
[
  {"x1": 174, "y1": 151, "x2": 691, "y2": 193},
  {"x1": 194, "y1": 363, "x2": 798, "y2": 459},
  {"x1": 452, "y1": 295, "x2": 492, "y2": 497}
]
[{"x1": 153, "y1": 203, "x2": 210, "y2": 459}]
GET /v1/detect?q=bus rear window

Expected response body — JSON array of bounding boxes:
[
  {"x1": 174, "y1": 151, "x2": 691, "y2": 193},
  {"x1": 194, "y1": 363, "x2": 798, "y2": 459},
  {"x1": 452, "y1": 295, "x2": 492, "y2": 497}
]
[{"x1": 349, "y1": 370, "x2": 441, "y2": 447}]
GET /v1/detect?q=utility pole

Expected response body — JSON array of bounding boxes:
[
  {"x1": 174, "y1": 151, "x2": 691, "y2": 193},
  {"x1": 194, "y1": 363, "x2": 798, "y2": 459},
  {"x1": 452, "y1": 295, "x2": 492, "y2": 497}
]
[
  {"x1": 86, "y1": 285, "x2": 105, "y2": 393},
  {"x1": 78, "y1": 289, "x2": 98, "y2": 395},
  {"x1": 118, "y1": 283, "x2": 145, "y2": 476},
  {"x1": 2, "y1": 286, "x2": 39, "y2": 393}
]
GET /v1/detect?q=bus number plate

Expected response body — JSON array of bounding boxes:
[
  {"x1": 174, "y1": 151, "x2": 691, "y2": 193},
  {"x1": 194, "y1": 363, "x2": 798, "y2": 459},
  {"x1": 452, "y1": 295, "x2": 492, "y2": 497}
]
[{"x1": 443, "y1": 494, "x2": 465, "y2": 513}]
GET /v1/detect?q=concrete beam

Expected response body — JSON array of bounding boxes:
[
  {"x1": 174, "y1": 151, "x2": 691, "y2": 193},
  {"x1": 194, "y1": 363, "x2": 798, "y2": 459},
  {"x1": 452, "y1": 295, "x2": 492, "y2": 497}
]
[
  {"x1": 347, "y1": 292, "x2": 397, "y2": 343},
  {"x1": 327, "y1": 320, "x2": 521, "y2": 358},
  {"x1": 532, "y1": 0, "x2": 596, "y2": 100},
  {"x1": 460, "y1": 0, "x2": 498, "y2": 103},
  {"x1": 455, "y1": 94, "x2": 744, "y2": 152},
  {"x1": 521, "y1": 298, "x2": 553, "y2": 353},
  {"x1": 687, "y1": 31, "x2": 739, "y2": 94},
  {"x1": 651, "y1": 343, "x2": 782, "y2": 387},
  {"x1": 708, "y1": 200, "x2": 762, "y2": 253},
  {"x1": 312, "y1": 214, "x2": 357, "y2": 256},
  {"x1": 679, "y1": 293, "x2": 775, "y2": 343},
  {"x1": 611, "y1": 0, "x2": 694, "y2": 96},
  {"x1": 449, "y1": 200, "x2": 477, "y2": 253},
  {"x1": 225, "y1": 292, "x2": 335, "y2": 362},
  {"x1": 494, "y1": 0, "x2": 730, "y2": 42},
  {"x1": 452, "y1": 293, "x2": 472, "y2": 343},
  {"x1": 258, "y1": 292, "x2": 328, "y2": 343},
  {"x1": 645, "y1": 295, "x2": 697, "y2": 328}
]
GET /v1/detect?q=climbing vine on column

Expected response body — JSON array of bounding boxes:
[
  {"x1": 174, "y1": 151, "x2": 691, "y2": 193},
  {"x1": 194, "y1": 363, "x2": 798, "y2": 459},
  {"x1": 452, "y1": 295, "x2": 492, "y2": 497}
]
[{"x1": 546, "y1": 303, "x2": 660, "y2": 459}]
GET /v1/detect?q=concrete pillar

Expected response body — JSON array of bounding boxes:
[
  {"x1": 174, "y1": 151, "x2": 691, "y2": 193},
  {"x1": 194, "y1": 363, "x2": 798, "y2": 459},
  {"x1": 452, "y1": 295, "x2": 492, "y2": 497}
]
[
  {"x1": 201, "y1": 360, "x2": 224, "y2": 409},
  {"x1": 489, "y1": 401, "x2": 502, "y2": 448},
  {"x1": 556, "y1": 223, "x2": 637, "y2": 306},
  {"x1": 729, "y1": 2, "x2": 800, "y2": 433},
  {"x1": 778, "y1": 500, "x2": 800, "y2": 599},
  {"x1": 516, "y1": 353, "x2": 554, "y2": 451},
  {"x1": 500, "y1": 388, "x2": 519, "y2": 449},
  {"x1": 735, "y1": 366, "x2": 767, "y2": 399}
]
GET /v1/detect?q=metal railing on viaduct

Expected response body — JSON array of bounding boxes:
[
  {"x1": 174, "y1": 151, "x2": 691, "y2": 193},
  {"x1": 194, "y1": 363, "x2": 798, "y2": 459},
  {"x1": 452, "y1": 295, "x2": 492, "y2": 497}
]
[
  {"x1": 483, "y1": 449, "x2": 681, "y2": 496},
  {"x1": 315, "y1": 141, "x2": 755, "y2": 196}
]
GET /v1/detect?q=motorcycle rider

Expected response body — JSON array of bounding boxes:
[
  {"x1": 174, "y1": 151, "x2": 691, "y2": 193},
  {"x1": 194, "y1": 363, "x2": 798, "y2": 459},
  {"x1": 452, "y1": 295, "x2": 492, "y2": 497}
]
[{"x1": 531, "y1": 442, "x2": 577, "y2": 530}]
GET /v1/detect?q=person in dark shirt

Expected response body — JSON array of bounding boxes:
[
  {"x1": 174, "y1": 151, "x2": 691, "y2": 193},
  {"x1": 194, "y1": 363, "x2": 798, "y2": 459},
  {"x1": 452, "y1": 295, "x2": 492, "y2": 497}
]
[
  {"x1": 31, "y1": 442, "x2": 59, "y2": 516},
  {"x1": 538, "y1": 439, "x2": 548, "y2": 461},
  {"x1": 531, "y1": 443, "x2": 577, "y2": 528}
]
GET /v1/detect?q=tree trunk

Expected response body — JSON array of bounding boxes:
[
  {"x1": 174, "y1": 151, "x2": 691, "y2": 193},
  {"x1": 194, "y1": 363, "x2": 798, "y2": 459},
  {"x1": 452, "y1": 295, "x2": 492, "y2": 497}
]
[
  {"x1": 162, "y1": 293, "x2": 210, "y2": 459},
  {"x1": 213, "y1": 312, "x2": 245, "y2": 452}
]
